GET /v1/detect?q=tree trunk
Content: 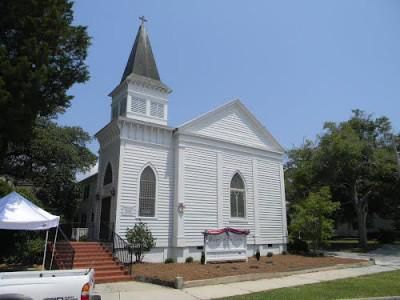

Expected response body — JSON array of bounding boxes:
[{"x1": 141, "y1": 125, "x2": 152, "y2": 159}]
[
  {"x1": 356, "y1": 205, "x2": 368, "y2": 249},
  {"x1": 352, "y1": 183, "x2": 370, "y2": 249}
]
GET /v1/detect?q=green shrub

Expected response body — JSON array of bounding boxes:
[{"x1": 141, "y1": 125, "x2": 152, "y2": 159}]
[
  {"x1": 0, "y1": 231, "x2": 44, "y2": 265},
  {"x1": 282, "y1": 250, "x2": 288, "y2": 255},
  {"x1": 164, "y1": 258, "x2": 174, "y2": 264},
  {"x1": 288, "y1": 238, "x2": 309, "y2": 254},
  {"x1": 267, "y1": 252, "x2": 273, "y2": 257},
  {"x1": 78, "y1": 235, "x2": 88, "y2": 242},
  {"x1": 23, "y1": 238, "x2": 45, "y2": 264},
  {"x1": 185, "y1": 256, "x2": 193, "y2": 263},
  {"x1": 255, "y1": 250, "x2": 261, "y2": 261},
  {"x1": 200, "y1": 251, "x2": 205, "y2": 265},
  {"x1": 126, "y1": 221, "x2": 156, "y2": 263},
  {"x1": 0, "y1": 180, "x2": 13, "y2": 197},
  {"x1": 289, "y1": 187, "x2": 339, "y2": 254}
]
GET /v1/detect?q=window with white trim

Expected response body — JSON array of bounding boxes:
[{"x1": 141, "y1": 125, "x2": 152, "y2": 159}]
[
  {"x1": 230, "y1": 173, "x2": 245, "y2": 218},
  {"x1": 131, "y1": 97, "x2": 146, "y2": 114},
  {"x1": 139, "y1": 166, "x2": 156, "y2": 217},
  {"x1": 150, "y1": 102, "x2": 164, "y2": 119}
]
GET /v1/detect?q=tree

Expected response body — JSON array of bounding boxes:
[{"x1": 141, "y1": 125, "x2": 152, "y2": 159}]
[
  {"x1": 3, "y1": 119, "x2": 96, "y2": 219},
  {"x1": 285, "y1": 140, "x2": 319, "y2": 205},
  {"x1": 317, "y1": 111, "x2": 398, "y2": 248},
  {"x1": 126, "y1": 222, "x2": 156, "y2": 263},
  {"x1": 285, "y1": 110, "x2": 399, "y2": 249},
  {"x1": 0, "y1": 0, "x2": 90, "y2": 163},
  {"x1": 290, "y1": 187, "x2": 340, "y2": 254}
]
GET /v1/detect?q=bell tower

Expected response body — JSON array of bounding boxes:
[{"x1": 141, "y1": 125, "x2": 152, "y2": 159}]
[{"x1": 109, "y1": 17, "x2": 172, "y2": 126}]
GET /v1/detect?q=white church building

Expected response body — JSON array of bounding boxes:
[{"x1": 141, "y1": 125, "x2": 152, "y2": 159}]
[{"x1": 78, "y1": 21, "x2": 288, "y2": 263}]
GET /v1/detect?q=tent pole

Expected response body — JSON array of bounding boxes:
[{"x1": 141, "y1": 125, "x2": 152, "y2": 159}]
[
  {"x1": 49, "y1": 226, "x2": 58, "y2": 270},
  {"x1": 42, "y1": 230, "x2": 49, "y2": 271}
]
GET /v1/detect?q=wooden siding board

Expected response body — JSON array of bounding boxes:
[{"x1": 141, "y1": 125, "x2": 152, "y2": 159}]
[
  {"x1": 187, "y1": 108, "x2": 274, "y2": 150},
  {"x1": 117, "y1": 142, "x2": 174, "y2": 247},
  {"x1": 183, "y1": 146, "x2": 218, "y2": 245}
]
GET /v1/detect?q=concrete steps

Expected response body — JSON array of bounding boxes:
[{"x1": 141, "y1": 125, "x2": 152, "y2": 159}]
[{"x1": 54, "y1": 241, "x2": 131, "y2": 284}]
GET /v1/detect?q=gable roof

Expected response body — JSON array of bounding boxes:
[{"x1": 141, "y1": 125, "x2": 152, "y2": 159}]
[
  {"x1": 178, "y1": 99, "x2": 285, "y2": 153},
  {"x1": 121, "y1": 23, "x2": 160, "y2": 82}
]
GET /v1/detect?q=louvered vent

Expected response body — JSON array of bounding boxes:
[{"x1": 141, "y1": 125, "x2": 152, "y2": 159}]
[
  {"x1": 150, "y1": 102, "x2": 164, "y2": 119},
  {"x1": 131, "y1": 97, "x2": 146, "y2": 114}
]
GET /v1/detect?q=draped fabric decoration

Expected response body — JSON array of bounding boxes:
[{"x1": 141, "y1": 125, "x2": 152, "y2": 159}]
[{"x1": 203, "y1": 227, "x2": 250, "y2": 236}]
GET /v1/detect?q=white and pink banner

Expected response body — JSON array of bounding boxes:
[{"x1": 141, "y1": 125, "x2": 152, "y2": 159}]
[{"x1": 203, "y1": 227, "x2": 249, "y2": 263}]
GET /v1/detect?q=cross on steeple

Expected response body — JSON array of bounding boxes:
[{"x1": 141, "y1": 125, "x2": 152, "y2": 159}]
[{"x1": 139, "y1": 16, "x2": 147, "y2": 25}]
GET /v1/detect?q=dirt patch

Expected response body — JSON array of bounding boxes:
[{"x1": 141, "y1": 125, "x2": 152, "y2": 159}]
[{"x1": 131, "y1": 255, "x2": 364, "y2": 283}]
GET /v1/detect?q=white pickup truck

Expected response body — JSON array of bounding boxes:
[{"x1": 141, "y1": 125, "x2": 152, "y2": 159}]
[{"x1": 0, "y1": 268, "x2": 100, "y2": 300}]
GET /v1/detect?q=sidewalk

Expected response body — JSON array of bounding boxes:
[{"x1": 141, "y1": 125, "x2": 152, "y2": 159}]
[{"x1": 95, "y1": 264, "x2": 400, "y2": 300}]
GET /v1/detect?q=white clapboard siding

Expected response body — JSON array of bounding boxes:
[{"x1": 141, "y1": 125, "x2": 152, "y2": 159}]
[
  {"x1": 186, "y1": 107, "x2": 273, "y2": 150},
  {"x1": 183, "y1": 146, "x2": 218, "y2": 246},
  {"x1": 257, "y1": 159, "x2": 285, "y2": 243},
  {"x1": 117, "y1": 142, "x2": 174, "y2": 247}
]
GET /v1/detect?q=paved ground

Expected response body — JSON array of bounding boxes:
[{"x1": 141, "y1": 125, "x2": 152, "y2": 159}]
[
  {"x1": 325, "y1": 244, "x2": 400, "y2": 267},
  {"x1": 94, "y1": 245, "x2": 400, "y2": 300}
]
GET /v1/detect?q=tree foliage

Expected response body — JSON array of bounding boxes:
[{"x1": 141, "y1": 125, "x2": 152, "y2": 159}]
[
  {"x1": 126, "y1": 222, "x2": 156, "y2": 263},
  {"x1": 3, "y1": 119, "x2": 96, "y2": 219},
  {"x1": 0, "y1": 0, "x2": 90, "y2": 161},
  {"x1": 286, "y1": 110, "x2": 399, "y2": 248},
  {"x1": 290, "y1": 187, "x2": 340, "y2": 253}
]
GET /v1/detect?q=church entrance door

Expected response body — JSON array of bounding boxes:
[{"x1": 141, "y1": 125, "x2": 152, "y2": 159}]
[{"x1": 99, "y1": 196, "x2": 111, "y2": 240}]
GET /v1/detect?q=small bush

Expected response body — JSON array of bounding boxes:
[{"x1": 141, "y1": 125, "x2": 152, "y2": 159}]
[
  {"x1": 185, "y1": 256, "x2": 193, "y2": 263},
  {"x1": 377, "y1": 229, "x2": 396, "y2": 244},
  {"x1": 282, "y1": 250, "x2": 288, "y2": 255},
  {"x1": 288, "y1": 238, "x2": 309, "y2": 254},
  {"x1": 200, "y1": 251, "x2": 205, "y2": 265},
  {"x1": 78, "y1": 235, "x2": 88, "y2": 242},
  {"x1": 164, "y1": 258, "x2": 174, "y2": 264},
  {"x1": 126, "y1": 221, "x2": 156, "y2": 263},
  {"x1": 267, "y1": 252, "x2": 273, "y2": 258},
  {"x1": 255, "y1": 250, "x2": 260, "y2": 261}
]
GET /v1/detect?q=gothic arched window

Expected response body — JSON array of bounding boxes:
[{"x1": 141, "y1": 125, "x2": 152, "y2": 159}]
[
  {"x1": 103, "y1": 163, "x2": 113, "y2": 186},
  {"x1": 230, "y1": 173, "x2": 245, "y2": 218},
  {"x1": 139, "y1": 166, "x2": 156, "y2": 217}
]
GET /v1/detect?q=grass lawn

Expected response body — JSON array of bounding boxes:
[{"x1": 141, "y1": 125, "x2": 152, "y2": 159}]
[{"x1": 221, "y1": 270, "x2": 400, "y2": 300}]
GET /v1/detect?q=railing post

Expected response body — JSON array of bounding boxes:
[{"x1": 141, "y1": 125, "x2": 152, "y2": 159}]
[
  {"x1": 112, "y1": 230, "x2": 115, "y2": 254},
  {"x1": 130, "y1": 248, "x2": 133, "y2": 276}
]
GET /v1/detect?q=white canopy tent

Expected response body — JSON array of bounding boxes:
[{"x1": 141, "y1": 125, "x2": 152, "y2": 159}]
[{"x1": 0, "y1": 192, "x2": 60, "y2": 270}]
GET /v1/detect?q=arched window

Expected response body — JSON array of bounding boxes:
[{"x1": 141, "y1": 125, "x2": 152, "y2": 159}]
[
  {"x1": 139, "y1": 166, "x2": 156, "y2": 217},
  {"x1": 230, "y1": 173, "x2": 245, "y2": 218},
  {"x1": 103, "y1": 163, "x2": 113, "y2": 186}
]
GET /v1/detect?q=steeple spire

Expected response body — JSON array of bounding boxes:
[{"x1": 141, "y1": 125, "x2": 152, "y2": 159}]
[{"x1": 121, "y1": 17, "x2": 160, "y2": 82}]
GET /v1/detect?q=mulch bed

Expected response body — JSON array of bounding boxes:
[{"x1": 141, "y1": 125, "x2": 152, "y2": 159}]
[{"x1": 131, "y1": 254, "x2": 364, "y2": 283}]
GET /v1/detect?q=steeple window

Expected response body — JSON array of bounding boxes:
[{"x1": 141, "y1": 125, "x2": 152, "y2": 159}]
[
  {"x1": 150, "y1": 102, "x2": 164, "y2": 119},
  {"x1": 131, "y1": 97, "x2": 146, "y2": 114}
]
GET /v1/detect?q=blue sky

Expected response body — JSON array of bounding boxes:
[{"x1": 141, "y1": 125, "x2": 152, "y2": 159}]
[{"x1": 59, "y1": 0, "x2": 400, "y2": 154}]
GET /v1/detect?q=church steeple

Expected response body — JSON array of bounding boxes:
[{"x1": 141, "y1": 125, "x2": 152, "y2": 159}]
[
  {"x1": 121, "y1": 17, "x2": 160, "y2": 82},
  {"x1": 109, "y1": 17, "x2": 171, "y2": 126}
]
